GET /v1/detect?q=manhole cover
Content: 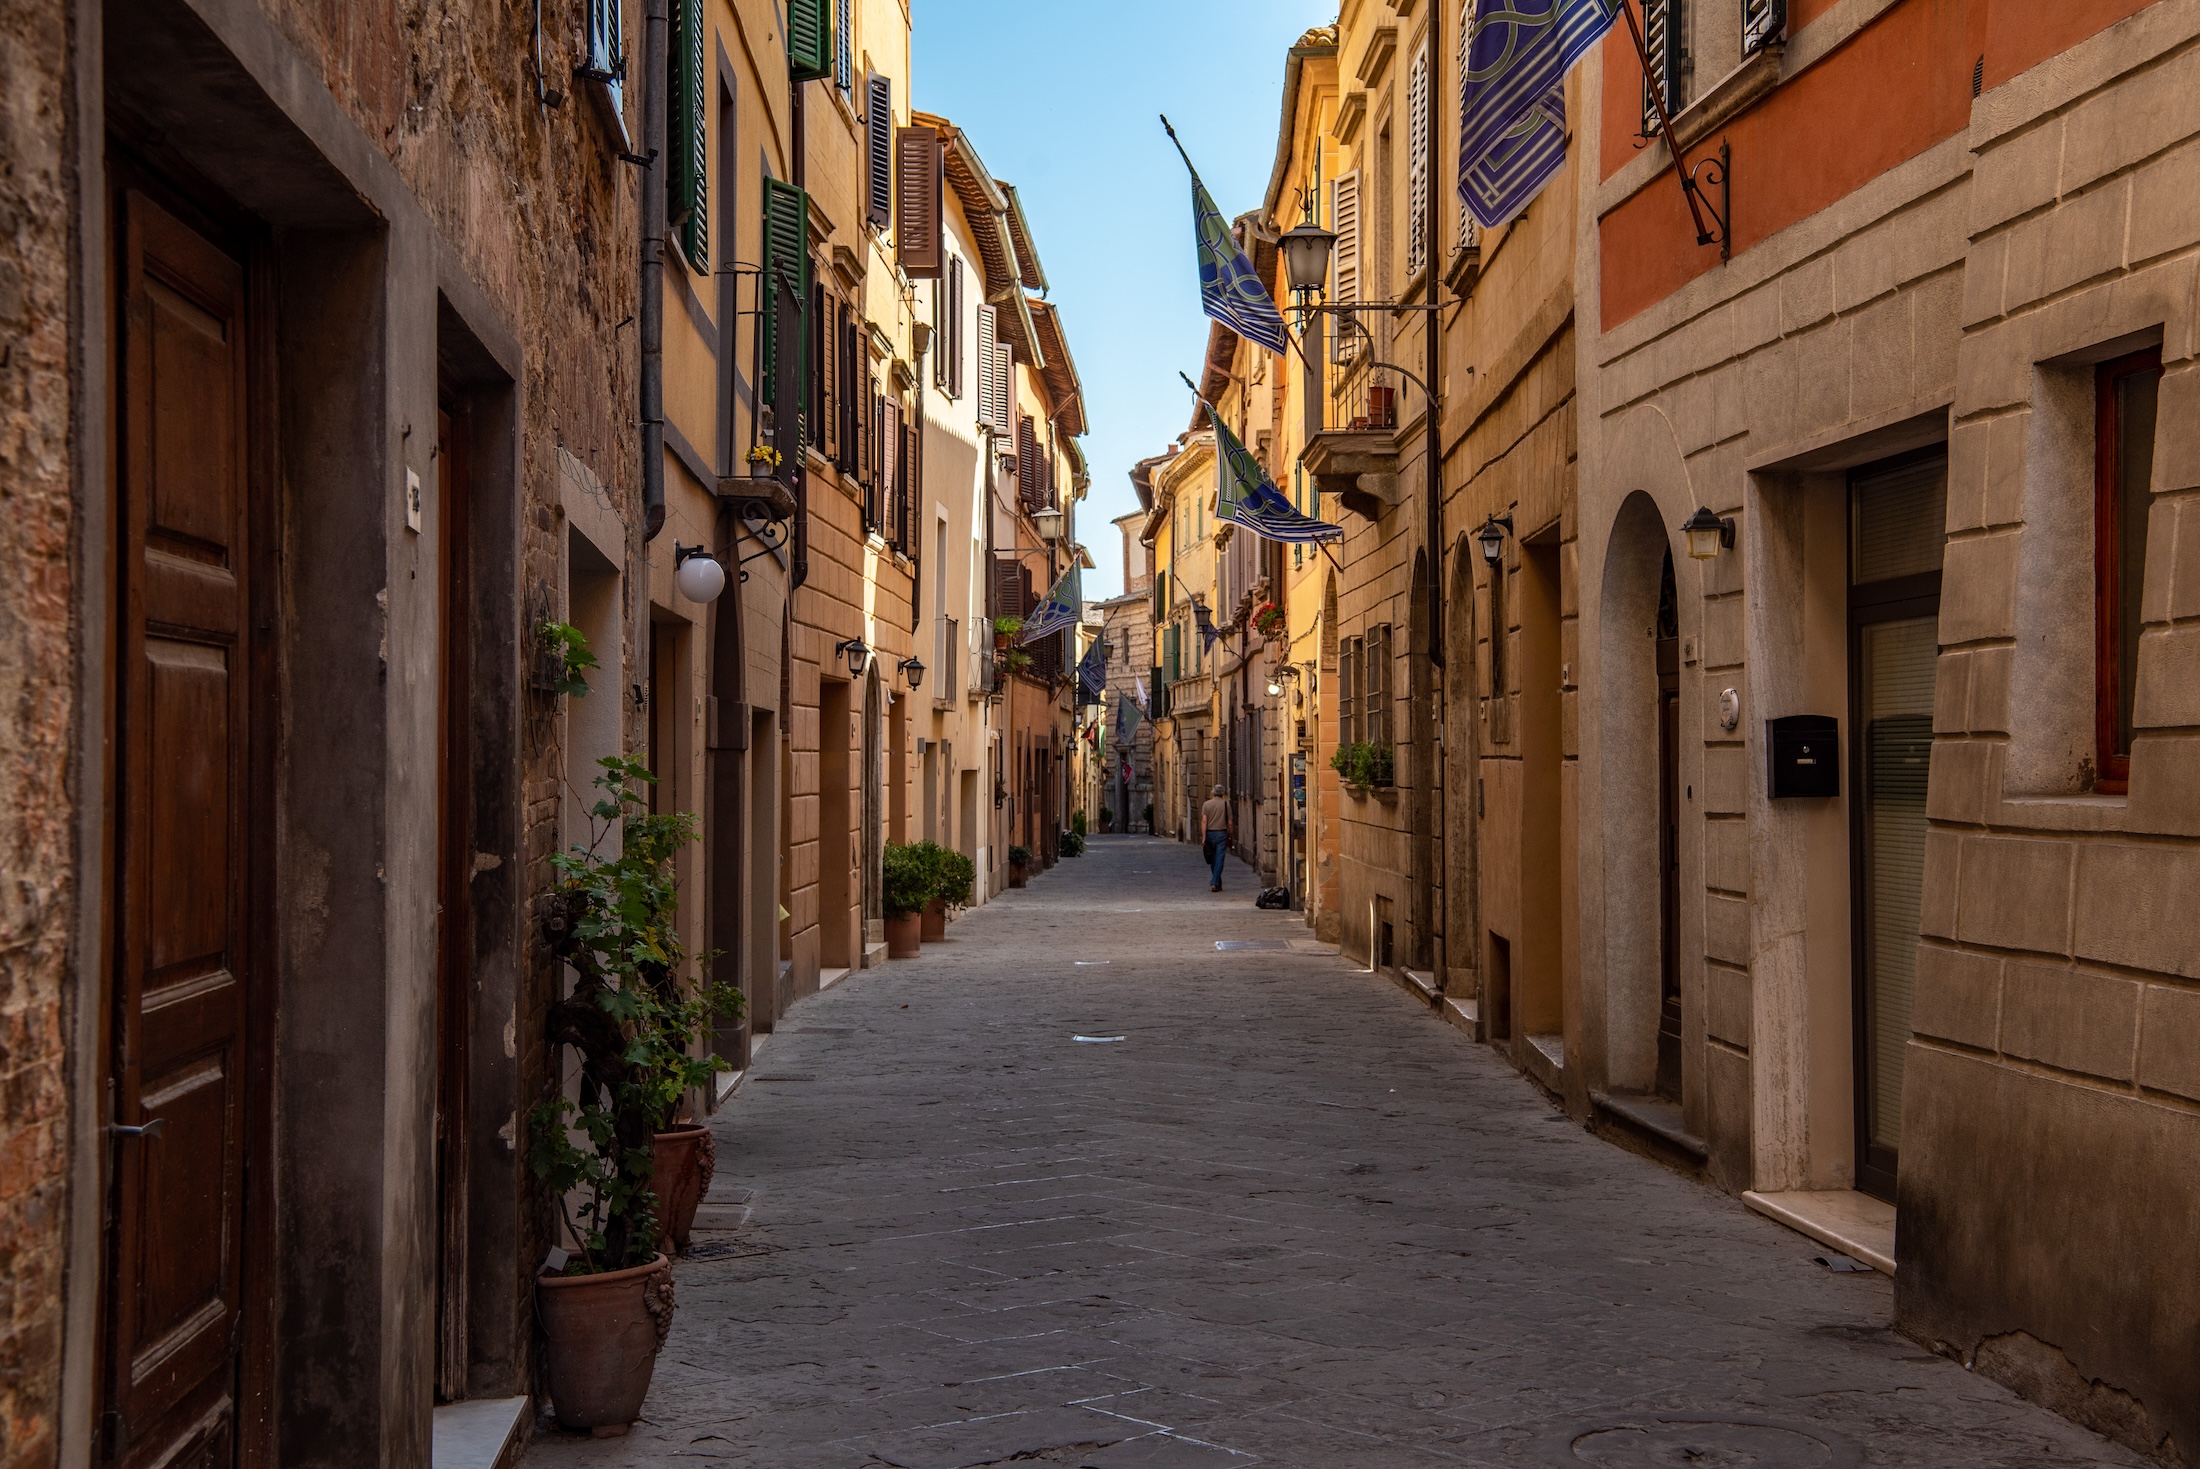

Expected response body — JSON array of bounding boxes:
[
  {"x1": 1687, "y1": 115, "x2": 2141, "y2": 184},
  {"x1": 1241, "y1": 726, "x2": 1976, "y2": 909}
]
[
  {"x1": 1542, "y1": 1417, "x2": 1860, "y2": 1469},
  {"x1": 1215, "y1": 940, "x2": 1287, "y2": 951}
]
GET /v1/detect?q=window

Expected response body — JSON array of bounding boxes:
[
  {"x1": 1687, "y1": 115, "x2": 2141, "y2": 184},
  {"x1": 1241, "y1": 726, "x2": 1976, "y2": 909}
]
[
  {"x1": 1330, "y1": 170, "x2": 1360, "y2": 344},
  {"x1": 1366, "y1": 623, "x2": 1393, "y2": 747},
  {"x1": 1641, "y1": 0, "x2": 1684, "y2": 136},
  {"x1": 1742, "y1": 0, "x2": 1786, "y2": 56},
  {"x1": 1406, "y1": 43, "x2": 1430, "y2": 279},
  {"x1": 2096, "y1": 348, "x2": 2162, "y2": 791},
  {"x1": 1488, "y1": 555, "x2": 1507, "y2": 700},
  {"x1": 896, "y1": 124, "x2": 943, "y2": 277},
  {"x1": 758, "y1": 178, "x2": 810, "y2": 444},
  {"x1": 668, "y1": 0, "x2": 707, "y2": 269},
  {"x1": 865, "y1": 75, "x2": 894, "y2": 230},
  {"x1": 834, "y1": 0, "x2": 853, "y2": 92},
  {"x1": 787, "y1": 0, "x2": 832, "y2": 81},
  {"x1": 1340, "y1": 636, "x2": 1360, "y2": 746},
  {"x1": 947, "y1": 258, "x2": 964, "y2": 399}
]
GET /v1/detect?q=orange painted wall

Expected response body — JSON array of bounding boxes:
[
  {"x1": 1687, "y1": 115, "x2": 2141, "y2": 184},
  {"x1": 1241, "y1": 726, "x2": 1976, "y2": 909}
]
[{"x1": 1597, "y1": 0, "x2": 2160, "y2": 330}]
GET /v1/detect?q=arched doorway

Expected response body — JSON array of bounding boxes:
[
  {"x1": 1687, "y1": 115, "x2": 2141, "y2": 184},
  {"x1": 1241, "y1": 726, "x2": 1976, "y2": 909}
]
[
  {"x1": 862, "y1": 669, "x2": 883, "y2": 937},
  {"x1": 1598, "y1": 490, "x2": 1685, "y2": 1102}
]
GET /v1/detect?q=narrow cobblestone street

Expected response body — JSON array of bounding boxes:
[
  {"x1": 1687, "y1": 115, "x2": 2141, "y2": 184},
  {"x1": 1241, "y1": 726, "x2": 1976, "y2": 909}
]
[{"x1": 532, "y1": 838, "x2": 2138, "y2": 1469}]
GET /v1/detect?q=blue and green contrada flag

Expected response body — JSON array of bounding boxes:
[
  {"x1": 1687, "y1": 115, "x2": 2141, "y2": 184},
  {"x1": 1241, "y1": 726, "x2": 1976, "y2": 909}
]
[
  {"x1": 1186, "y1": 377, "x2": 1343, "y2": 545},
  {"x1": 1019, "y1": 564, "x2": 1083, "y2": 643},
  {"x1": 1458, "y1": 0, "x2": 1622, "y2": 228},
  {"x1": 1163, "y1": 117, "x2": 1289, "y2": 356}
]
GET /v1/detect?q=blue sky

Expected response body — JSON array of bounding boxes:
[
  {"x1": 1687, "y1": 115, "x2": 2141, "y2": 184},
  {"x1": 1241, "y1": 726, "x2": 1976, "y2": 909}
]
[{"x1": 913, "y1": 0, "x2": 1337, "y2": 600}]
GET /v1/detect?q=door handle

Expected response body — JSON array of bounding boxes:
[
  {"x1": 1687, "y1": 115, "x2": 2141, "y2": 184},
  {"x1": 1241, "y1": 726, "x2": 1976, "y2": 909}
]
[{"x1": 111, "y1": 1117, "x2": 167, "y2": 1140}]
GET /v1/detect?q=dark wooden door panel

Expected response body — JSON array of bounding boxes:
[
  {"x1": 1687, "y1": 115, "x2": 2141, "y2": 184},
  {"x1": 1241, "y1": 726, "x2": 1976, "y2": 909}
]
[{"x1": 107, "y1": 186, "x2": 252, "y2": 1469}]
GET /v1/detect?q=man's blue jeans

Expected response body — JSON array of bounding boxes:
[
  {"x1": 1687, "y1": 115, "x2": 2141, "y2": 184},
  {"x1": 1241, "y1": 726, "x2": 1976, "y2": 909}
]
[{"x1": 1206, "y1": 830, "x2": 1229, "y2": 886}]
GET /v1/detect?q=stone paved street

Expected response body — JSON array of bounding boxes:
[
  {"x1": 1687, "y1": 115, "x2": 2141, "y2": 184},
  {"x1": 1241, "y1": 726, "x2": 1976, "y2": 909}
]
[{"x1": 532, "y1": 837, "x2": 2141, "y2": 1469}]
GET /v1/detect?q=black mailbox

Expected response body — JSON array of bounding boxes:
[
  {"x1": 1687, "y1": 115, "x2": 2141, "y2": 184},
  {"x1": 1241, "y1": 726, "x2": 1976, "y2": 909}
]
[{"x1": 1768, "y1": 715, "x2": 1840, "y2": 799}]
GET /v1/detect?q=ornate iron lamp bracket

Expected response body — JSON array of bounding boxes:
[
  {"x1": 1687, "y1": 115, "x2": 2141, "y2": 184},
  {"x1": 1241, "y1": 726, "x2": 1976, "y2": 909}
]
[{"x1": 1621, "y1": 2, "x2": 1734, "y2": 261}]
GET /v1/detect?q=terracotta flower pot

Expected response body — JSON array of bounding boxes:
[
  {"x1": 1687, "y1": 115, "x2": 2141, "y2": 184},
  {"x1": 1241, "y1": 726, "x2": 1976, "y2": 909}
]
[
  {"x1": 885, "y1": 910, "x2": 922, "y2": 957},
  {"x1": 538, "y1": 1254, "x2": 675, "y2": 1435},
  {"x1": 1008, "y1": 863, "x2": 1029, "y2": 889},
  {"x1": 921, "y1": 897, "x2": 948, "y2": 942},
  {"x1": 652, "y1": 1123, "x2": 715, "y2": 1255}
]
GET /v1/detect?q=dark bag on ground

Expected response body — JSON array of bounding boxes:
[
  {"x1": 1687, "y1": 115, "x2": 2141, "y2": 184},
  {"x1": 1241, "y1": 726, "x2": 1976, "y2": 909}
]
[{"x1": 1255, "y1": 887, "x2": 1290, "y2": 910}]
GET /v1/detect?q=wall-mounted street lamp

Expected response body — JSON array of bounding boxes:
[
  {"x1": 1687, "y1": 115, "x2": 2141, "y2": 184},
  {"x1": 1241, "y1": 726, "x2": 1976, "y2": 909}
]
[
  {"x1": 1477, "y1": 512, "x2": 1514, "y2": 568},
  {"x1": 1031, "y1": 507, "x2": 1065, "y2": 542},
  {"x1": 898, "y1": 655, "x2": 926, "y2": 690},
  {"x1": 835, "y1": 638, "x2": 872, "y2": 677},
  {"x1": 1279, "y1": 218, "x2": 1340, "y2": 297},
  {"x1": 1680, "y1": 506, "x2": 1736, "y2": 560},
  {"x1": 1265, "y1": 664, "x2": 1302, "y2": 700},
  {"x1": 674, "y1": 543, "x2": 728, "y2": 603}
]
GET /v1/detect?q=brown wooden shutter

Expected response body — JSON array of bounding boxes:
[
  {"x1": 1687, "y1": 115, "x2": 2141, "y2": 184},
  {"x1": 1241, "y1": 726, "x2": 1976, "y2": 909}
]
[
  {"x1": 948, "y1": 259, "x2": 965, "y2": 400},
  {"x1": 865, "y1": 75, "x2": 893, "y2": 230},
  {"x1": 896, "y1": 125, "x2": 943, "y2": 278},
  {"x1": 1017, "y1": 413, "x2": 1039, "y2": 508},
  {"x1": 992, "y1": 557, "x2": 1022, "y2": 620}
]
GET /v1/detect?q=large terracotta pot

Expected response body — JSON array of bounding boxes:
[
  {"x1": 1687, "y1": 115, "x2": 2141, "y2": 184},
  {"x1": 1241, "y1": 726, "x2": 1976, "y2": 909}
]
[
  {"x1": 885, "y1": 910, "x2": 922, "y2": 958},
  {"x1": 921, "y1": 898, "x2": 948, "y2": 942},
  {"x1": 1008, "y1": 864, "x2": 1028, "y2": 889},
  {"x1": 652, "y1": 1124, "x2": 715, "y2": 1255},
  {"x1": 538, "y1": 1254, "x2": 675, "y2": 1435}
]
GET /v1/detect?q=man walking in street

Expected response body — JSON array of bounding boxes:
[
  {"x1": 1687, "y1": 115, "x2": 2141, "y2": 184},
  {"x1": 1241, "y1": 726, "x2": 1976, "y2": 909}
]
[{"x1": 1201, "y1": 785, "x2": 1233, "y2": 892}]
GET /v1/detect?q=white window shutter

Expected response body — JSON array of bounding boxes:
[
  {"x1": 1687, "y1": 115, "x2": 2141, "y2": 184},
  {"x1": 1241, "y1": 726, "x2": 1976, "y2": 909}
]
[
  {"x1": 1406, "y1": 45, "x2": 1429, "y2": 278},
  {"x1": 1331, "y1": 171, "x2": 1359, "y2": 305},
  {"x1": 976, "y1": 304, "x2": 1000, "y2": 429}
]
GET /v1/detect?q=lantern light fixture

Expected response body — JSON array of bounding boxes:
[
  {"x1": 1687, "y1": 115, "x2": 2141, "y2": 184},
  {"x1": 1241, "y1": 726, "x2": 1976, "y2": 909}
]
[
  {"x1": 1279, "y1": 218, "x2": 1339, "y2": 296},
  {"x1": 835, "y1": 638, "x2": 872, "y2": 677},
  {"x1": 1680, "y1": 506, "x2": 1736, "y2": 560},
  {"x1": 673, "y1": 544, "x2": 728, "y2": 604},
  {"x1": 898, "y1": 655, "x2": 926, "y2": 690},
  {"x1": 1477, "y1": 512, "x2": 1514, "y2": 568}
]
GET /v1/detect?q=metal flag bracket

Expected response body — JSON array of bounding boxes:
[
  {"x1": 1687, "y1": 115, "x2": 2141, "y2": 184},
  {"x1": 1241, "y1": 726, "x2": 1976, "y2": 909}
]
[{"x1": 1620, "y1": 2, "x2": 1733, "y2": 260}]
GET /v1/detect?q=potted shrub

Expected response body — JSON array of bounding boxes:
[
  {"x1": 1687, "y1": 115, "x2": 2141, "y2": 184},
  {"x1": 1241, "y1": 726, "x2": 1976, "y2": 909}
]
[
  {"x1": 1060, "y1": 829, "x2": 1086, "y2": 858},
  {"x1": 745, "y1": 443, "x2": 781, "y2": 479},
  {"x1": 531, "y1": 756, "x2": 738, "y2": 1434},
  {"x1": 992, "y1": 615, "x2": 1022, "y2": 649},
  {"x1": 883, "y1": 842, "x2": 929, "y2": 956},
  {"x1": 927, "y1": 845, "x2": 976, "y2": 941},
  {"x1": 1007, "y1": 844, "x2": 1033, "y2": 888},
  {"x1": 1329, "y1": 741, "x2": 1395, "y2": 793}
]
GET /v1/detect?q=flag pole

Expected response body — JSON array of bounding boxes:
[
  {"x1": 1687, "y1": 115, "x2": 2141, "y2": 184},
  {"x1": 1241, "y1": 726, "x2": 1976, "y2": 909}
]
[{"x1": 1160, "y1": 115, "x2": 1320, "y2": 377}]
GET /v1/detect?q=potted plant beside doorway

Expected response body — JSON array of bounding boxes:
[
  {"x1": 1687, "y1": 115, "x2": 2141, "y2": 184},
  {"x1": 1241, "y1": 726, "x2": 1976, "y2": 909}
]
[
  {"x1": 530, "y1": 756, "x2": 738, "y2": 1435},
  {"x1": 1007, "y1": 844, "x2": 1033, "y2": 888},
  {"x1": 883, "y1": 842, "x2": 929, "y2": 957}
]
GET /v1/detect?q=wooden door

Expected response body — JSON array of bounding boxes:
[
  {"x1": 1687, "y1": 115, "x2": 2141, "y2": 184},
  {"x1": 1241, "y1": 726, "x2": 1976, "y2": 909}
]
[
  {"x1": 1655, "y1": 551, "x2": 1682, "y2": 1103},
  {"x1": 105, "y1": 188, "x2": 257, "y2": 1468},
  {"x1": 434, "y1": 403, "x2": 473, "y2": 1400}
]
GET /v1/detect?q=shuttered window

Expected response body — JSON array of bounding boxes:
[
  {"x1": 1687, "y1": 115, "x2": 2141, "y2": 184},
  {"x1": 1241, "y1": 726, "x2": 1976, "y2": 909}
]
[
  {"x1": 947, "y1": 258, "x2": 964, "y2": 399},
  {"x1": 1330, "y1": 171, "x2": 1359, "y2": 361},
  {"x1": 669, "y1": 0, "x2": 707, "y2": 269},
  {"x1": 1741, "y1": 0, "x2": 1785, "y2": 56},
  {"x1": 864, "y1": 75, "x2": 893, "y2": 230},
  {"x1": 1641, "y1": 0, "x2": 1684, "y2": 135},
  {"x1": 1017, "y1": 414, "x2": 1040, "y2": 508},
  {"x1": 992, "y1": 340, "x2": 1014, "y2": 431},
  {"x1": 1367, "y1": 624, "x2": 1393, "y2": 746},
  {"x1": 896, "y1": 125, "x2": 944, "y2": 277},
  {"x1": 834, "y1": 0, "x2": 853, "y2": 91},
  {"x1": 759, "y1": 177, "x2": 810, "y2": 421},
  {"x1": 809, "y1": 282, "x2": 829, "y2": 462},
  {"x1": 1339, "y1": 637, "x2": 1359, "y2": 746},
  {"x1": 835, "y1": 301, "x2": 861, "y2": 476},
  {"x1": 975, "y1": 303, "x2": 1001, "y2": 429},
  {"x1": 787, "y1": 0, "x2": 832, "y2": 82},
  {"x1": 582, "y1": 0, "x2": 624, "y2": 86},
  {"x1": 1405, "y1": 43, "x2": 1429, "y2": 279}
]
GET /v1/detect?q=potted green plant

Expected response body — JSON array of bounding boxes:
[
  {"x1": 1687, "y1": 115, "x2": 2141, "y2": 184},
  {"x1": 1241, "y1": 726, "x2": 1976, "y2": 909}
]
[
  {"x1": 1060, "y1": 829, "x2": 1085, "y2": 858},
  {"x1": 992, "y1": 615, "x2": 1023, "y2": 649},
  {"x1": 1007, "y1": 843, "x2": 1033, "y2": 889},
  {"x1": 882, "y1": 841, "x2": 930, "y2": 957},
  {"x1": 1329, "y1": 741, "x2": 1395, "y2": 792},
  {"x1": 531, "y1": 756, "x2": 738, "y2": 1433},
  {"x1": 923, "y1": 845, "x2": 976, "y2": 941}
]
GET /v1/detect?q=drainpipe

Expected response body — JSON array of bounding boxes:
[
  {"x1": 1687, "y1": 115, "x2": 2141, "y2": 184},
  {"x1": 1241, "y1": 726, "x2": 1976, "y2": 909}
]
[
  {"x1": 639, "y1": 0, "x2": 667, "y2": 541},
  {"x1": 1424, "y1": 0, "x2": 1447, "y2": 987}
]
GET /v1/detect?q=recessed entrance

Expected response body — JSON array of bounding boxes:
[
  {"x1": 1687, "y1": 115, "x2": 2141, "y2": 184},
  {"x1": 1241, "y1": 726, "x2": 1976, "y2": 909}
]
[{"x1": 1847, "y1": 448, "x2": 1946, "y2": 1202}]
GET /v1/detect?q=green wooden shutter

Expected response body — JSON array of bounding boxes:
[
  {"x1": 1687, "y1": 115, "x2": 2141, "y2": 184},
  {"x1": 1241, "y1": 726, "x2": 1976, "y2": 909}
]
[
  {"x1": 760, "y1": 177, "x2": 810, "y2": 411},
  {"x1": 788, "y1": 0, "x2": 832, "y2": 82},
  {"x1": 669, "y1": 0, "x2": 707, "y2": 268}
]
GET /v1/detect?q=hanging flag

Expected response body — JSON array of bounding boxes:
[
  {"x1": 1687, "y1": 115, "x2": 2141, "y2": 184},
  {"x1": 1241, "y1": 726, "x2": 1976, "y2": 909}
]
[
  {"x1": 1076, "y1": 640, "x2": 1107, "y2": 704},
  {"x1": 1161, "y1": 116, "x2": 1290, "y2": 357},
  {"x1": 1458, "y1": 0, "x2": 1622, "y2": 229},
  {"x1": 1183, "y1": 375, "x2": 1344, "y2": 544},
  {"x1": 1133, "y1": 674, "x2": 1150, "y2": 714},
  {"x1": 1019, "y1": 563, "x2": 1083, "y2": 643}
]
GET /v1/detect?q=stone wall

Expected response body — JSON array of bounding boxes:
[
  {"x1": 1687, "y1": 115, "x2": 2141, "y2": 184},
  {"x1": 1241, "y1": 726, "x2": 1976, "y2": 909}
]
[{"x1": 0, "y1": 0, "x2": 77, "y2": 1454}]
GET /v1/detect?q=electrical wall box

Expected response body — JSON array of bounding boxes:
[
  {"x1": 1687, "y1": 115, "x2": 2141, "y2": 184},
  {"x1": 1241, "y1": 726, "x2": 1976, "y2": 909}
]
[{"x1": 1768, "y1": 715, "x2": 1840, "y2": 799}]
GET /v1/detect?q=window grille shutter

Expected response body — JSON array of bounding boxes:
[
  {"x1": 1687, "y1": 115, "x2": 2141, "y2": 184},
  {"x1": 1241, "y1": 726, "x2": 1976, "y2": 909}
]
[
  {"x1": 1641, "y1": 0, "x2": 1681, "y2": 135},
  {"x1": 1406, "y1": 45, "x2": 1429, "y2": 279},
  {"x1": 993, "y1": 341, "x2": 1014, "y2": 430},
  {"x1": 896, "y1": 125, "x2": 944, "y2": 277},
  {"x1": 993, "y1": 558, "x2": 1021, "y2": 620},
  {"x1": 835, "y1": 303, "x2": 857, "y2": 474},
  {"x1": 1017, "y1": 414, "x2": 1039, "y2": 508},
  {"x1": 809, "y1": 282, "x2": 827, "y2": 457},
  {"x1": 1741, "y1": 0, "x2": 1784, "y2": 55},
  {"x1": 947, "y1": 259, "x2": 965, "y2": 399},
  {"x1": 975, "y1": 304, "x2": 1000, "y2": 429},
  {"x1": 1330, "y1": 171, "x2": 1359, "y2": 362},
  {"x1": 669, "y1": 0, "x2": 708, "y2": 269},
  {"x1": 864, "y1": 75, "x2": 894, "y2": 230},
  {"x1": 1339, "y1": 638, "x2": 1358, "y2": 746},
  {"x1": 834, "y1": 0, "x2": 852, "y2": 89},
  {"x1": 582, "y1": 0, "x2": 624, "y2": 80},
  {"x1": 758, "y1": 177, "x2": 810, "y2": 411},
  {"x1": 787, "y1": 0, "x2": 832, "y2": 82}
]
